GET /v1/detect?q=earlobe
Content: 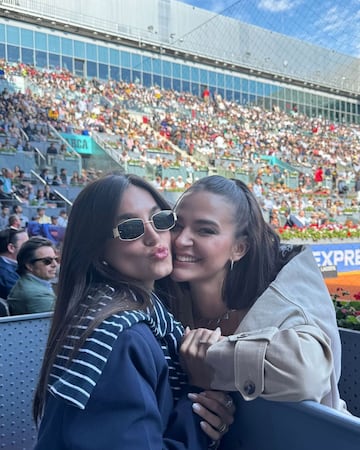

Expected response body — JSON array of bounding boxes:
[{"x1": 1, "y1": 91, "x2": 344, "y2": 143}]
[
  {"x1": 232, "y1": 240, "x2": 248, "y2": 262},
  {"x1": 7, "y1": 243, "x2": 16, "y2": 254}
]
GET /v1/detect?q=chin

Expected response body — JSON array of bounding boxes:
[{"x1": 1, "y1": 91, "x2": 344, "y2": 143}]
[
  {"x1": 170, "y1": 269, "x2": 188, "y2": 282},
  {"x1": 154, "y1": 264, "x2": 173, "y2": 280}
]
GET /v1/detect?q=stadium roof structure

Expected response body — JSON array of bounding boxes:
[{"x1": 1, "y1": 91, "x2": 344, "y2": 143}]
[{"x1": 0, "y1": 0, "x2": 359, "y2": 100}]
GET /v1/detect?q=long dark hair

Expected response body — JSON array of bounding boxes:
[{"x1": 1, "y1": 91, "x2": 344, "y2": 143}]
[
  {"x1": 175, "y1": 175, "x2": 281, "y2": 310},
  {"x1": 33, "y1": 173, "x2": 173, "y2": 424}
]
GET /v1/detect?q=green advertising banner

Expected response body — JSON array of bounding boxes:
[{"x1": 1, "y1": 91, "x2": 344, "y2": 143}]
[{"x1": 61, "y1": 133, "x2": 93, "y2": 155}]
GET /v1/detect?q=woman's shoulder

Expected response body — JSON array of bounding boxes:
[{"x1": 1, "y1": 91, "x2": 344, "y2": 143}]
[{"x1": 49, "y1": 315, "x2": 165, "y2": 410}]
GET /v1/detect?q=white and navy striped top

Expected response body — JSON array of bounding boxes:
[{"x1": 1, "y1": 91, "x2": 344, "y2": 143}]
[{"x1": 48, "y1": 286, "x2": 187, "y2": 410}]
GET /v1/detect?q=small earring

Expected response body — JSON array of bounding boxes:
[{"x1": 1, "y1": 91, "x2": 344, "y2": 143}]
[{"x1": 230, "y1": 260, "x2": 234, "y2": 271}]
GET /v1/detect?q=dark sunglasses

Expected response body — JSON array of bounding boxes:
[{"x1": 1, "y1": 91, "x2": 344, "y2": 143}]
[
  {"x1": 112, "y1": 210, "x2": 176, "y2": 241},
  {"x1": 31, "y1": 257, "x2": 59, "y2": 265}
]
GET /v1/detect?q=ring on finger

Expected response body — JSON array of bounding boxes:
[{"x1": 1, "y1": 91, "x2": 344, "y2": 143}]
[
  {"x1": 217, "y1": 422, "x2": 227, "y2": 434},
  {"x1": 225, "y1": 397, "x2": 234, "y2": 409}
]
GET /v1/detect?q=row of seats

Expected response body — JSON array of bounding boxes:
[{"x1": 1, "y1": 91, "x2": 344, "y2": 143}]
[{"x1": 0, "y1": 313, "x2": 359, "y2": 449}]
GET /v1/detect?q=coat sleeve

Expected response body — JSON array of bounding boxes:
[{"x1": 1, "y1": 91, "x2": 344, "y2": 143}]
[
  {"x1": 206, "y1": 324, "x2": 333, "y2": 402},
  {"x1": 37, "y1": 324, "x2": 209, "y2": 450}
]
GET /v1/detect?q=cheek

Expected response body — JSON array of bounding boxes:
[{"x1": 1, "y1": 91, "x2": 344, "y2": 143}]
[
  {"x1": 103, "y1": 240, "x2": 141, "y2": 268},
  {"x1": 104, "y1": 240, "x2": 124, "y2": 264}
]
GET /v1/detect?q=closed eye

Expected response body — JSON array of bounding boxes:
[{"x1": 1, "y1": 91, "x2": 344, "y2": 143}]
[{"x1": 198, "y1": 228, "x2": 217, "y2": 235}]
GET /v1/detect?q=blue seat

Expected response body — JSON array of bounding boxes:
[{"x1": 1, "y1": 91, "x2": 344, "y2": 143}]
[
  {"x1": 339, "y1": 328, "x2": 360, "y2": 416},
  {"x1": 0, "y1": 313, "x2": 51, "y2": 449},
  {"x1": 1, "y1": 314, "x2": 360, "y2": 450},
  {"x1": 221, "y1": 396, "x2": 360, "y2": 450},
  {"x1": 0, "y1": 298, "x2": 9, "y2": 316}
]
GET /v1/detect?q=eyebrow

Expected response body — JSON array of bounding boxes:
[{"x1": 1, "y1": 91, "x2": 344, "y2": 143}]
[
  {"x1": 115, "y1": 205, "x2": 160, "y2": 223},
  {"x1": 192, "y1": 218, "x2": 220, "y2": 228}
]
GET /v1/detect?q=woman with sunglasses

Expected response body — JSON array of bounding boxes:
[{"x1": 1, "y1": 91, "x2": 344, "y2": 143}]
[
  {"x1": 168, "y1": 175, "x2": 346, "y2": 414},
  {"x1": 33, "y1": 173, "x2": 234, "y2": 450},
  {"x1": 7, "y1": 236, "x2": 57, "y2": 315}
]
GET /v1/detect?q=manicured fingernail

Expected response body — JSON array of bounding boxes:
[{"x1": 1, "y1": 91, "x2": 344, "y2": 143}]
[
  {"x1": 188, "y1": 393, "x2": 197, "y2": 400},
  {"x1": 192, "y1": 403, "x2": 201, "y2": 412}
]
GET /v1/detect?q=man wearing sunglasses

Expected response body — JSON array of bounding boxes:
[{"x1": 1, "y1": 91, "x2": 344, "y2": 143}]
[{"x1": 7, "y1": 237, "x2": 58, "y2": 315}]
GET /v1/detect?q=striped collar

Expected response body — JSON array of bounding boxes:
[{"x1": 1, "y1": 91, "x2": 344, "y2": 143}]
[{"x1": 48, "y1": 289, "x2": 185, "y2": 409}]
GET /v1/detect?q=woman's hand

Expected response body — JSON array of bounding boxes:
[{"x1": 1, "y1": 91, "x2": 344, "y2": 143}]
[
  {"x1": 180, "y1": 327, "x2": 224, "y2": 389},
  {"x1": 188, "y1": 390, "x2": 235, "y2": 444}
]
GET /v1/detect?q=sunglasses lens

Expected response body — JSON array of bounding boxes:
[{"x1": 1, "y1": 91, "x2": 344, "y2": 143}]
[
  {"x1": 118, "y1": 219, "x2": 144, "y2": 240},
  {"x1": 45, "y1": 257, "x2": 58, "y2": 265},
  {"x1": 153, "y1": 211, "x2": 175, "y2": 230}
]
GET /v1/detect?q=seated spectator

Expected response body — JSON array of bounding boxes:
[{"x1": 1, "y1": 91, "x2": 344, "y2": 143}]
[
  {"x1": 338, "y1": 178, "x2": 348, "y2": 196},
  {"x1": 253, "y1": 176, "x2": 264, "y2": 200},
  {"x1": 2, "y1": 138, "x2": 15, "y2": 152},
  {"x1": 176, "y1": 175, "x2": 185, "y2": 188},
  {"x1": 12, "y1": 204, "x2": 29, "y2": 228},
  {"x1": 294, "y1": 209, "x2": 311, "y2": 228},
  {"x1": 0, "y1": 204, "x2": 9, "y2": 230},
  {"x1": 283, "y1": 207, "x2": 303, "y2": 228},
  {"x1": 37, "y1": 207, "x2": 51, "y2": 224},
  {"x1": 0, "y1": 227, "x2": 29, "y2": 299},
  {"x1": 7, "y1": 237, "x2": 57, "y2": 315},
  {"x1": 40, "y1": 168, "x2": 52, "y2": 184},
  {"x1": 0, "y1": 168, "x2": 14, "y2": 194},
  {"x1": 43, "y1": 184, "x2": 57, "y2": 203},
  {"x1": 50, "y1": 215, "x2": 58, "y2": 226},
  {"x1": 51, "y1": 175, "x2": 61, "y2": 186},
  {"x1": 0, "y1": 180, "x2": 14, "y2": 204},
  {"x1": 46, "y1": 142, "x2": 58, "y2": 156},
  {"x1": 35, "y1": 189, "x2": 47, "y2": 206},
  {"x1": 57, "y1": 209, "x2": 68, "y2": 228},
  {"x1": 8, "y1": 214, "x2": 21, "y2": 229},
  {"x1": 59, "y1": 168, "x2": 67, "y2": 185},
  {"x1": 59, "y1": 143, "x2": 68, "y2": 155},
  {"x1": 22, "y1": 141, "x2": 34, "y2": 152}
]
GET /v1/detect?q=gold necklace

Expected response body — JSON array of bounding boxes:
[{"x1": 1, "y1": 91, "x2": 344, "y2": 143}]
[{"x1": 205, "y1": 309, "x2": 237, "y2": 327}]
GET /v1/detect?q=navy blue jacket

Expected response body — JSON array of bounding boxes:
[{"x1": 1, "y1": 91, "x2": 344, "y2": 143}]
[
  {"x1": 35, "y1": 322, "x2": 209, "y2": 449},
  {"x1": 0, "y1": 257, "x2": 19, "y2": 299}
]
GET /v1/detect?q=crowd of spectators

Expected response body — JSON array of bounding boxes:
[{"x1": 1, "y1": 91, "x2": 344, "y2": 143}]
[
  {"x1": 0, "y1": 59, "x2": 359, "y2": 235},
  {"x1": 0, "y1": 58, "x2": 360, "y2": 317}
]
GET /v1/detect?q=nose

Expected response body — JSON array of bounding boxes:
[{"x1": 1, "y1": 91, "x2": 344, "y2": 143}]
[
  {"x1": 143, "y1": 221, "x2": 160, "y2": 246},
  {"x1": 172, "y1": 228, "x2": 192, "y2": 248}
]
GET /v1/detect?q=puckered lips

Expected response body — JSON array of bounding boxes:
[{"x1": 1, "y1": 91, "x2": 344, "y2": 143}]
[{"x1": 151, "y1": 246, "x2": 169, "y2": 260}]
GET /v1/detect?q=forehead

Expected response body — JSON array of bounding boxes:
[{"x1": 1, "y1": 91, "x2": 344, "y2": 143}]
[
  {"x1": 33, "y1": 246, "x2": 55, "y2": 257},
  {"x1": 117, "y1": 185, "x2": 159, "y2": 217},
  {"x1": 176, "y1": 191, "x2": 234, "y2": 223}
]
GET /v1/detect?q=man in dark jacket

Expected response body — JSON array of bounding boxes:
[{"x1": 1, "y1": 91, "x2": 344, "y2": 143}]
[{"x1": 0, "y1": 227, "x2": 29, "y2": 299}]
